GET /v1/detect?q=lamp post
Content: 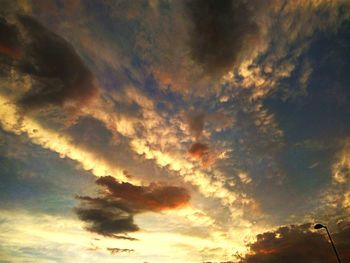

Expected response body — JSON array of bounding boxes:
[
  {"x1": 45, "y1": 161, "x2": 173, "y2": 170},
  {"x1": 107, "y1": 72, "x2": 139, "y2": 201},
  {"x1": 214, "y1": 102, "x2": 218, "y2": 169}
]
[{"x1": 314, "y1": 224, "x2": 342, "y2": 263}]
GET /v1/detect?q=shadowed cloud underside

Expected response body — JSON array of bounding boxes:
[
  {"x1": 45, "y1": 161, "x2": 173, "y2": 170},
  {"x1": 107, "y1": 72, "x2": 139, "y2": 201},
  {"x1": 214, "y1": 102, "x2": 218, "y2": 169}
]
[{"x1": 0, "y1": 0, "x2": 350, "y2": 262}]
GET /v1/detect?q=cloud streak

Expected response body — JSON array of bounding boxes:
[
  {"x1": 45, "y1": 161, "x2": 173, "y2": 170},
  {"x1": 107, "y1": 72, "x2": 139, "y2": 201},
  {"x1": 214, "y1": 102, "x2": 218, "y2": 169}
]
[
  {"x1": 0, "y1": 95, "x2": 132, "y2": 183},
  {"x1": 107, "y1": 247, "x2": 134, "y2": 255}
]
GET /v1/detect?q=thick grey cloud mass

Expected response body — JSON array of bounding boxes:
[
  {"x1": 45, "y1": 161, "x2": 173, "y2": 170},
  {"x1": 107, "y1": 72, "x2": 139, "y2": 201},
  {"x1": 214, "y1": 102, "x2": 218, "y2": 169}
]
[
  {"x1": 0, "y1": 15, "x2": 99, "y2": 110},
  {"x1": 75, "y1": 176, "x2": 190, "y2": 238},
  {"x1": 186, "y1": 0, "x2": 262, "y2": 76},
  {"x1": 239, "y1": 223, "x2": 350, "y2": 263},
  {"x1": 0, "y1": 17, "x2": 21, "y2": 59},
  {"x1": 75, "y1": 196, "x2": 140, "y2": 239}
]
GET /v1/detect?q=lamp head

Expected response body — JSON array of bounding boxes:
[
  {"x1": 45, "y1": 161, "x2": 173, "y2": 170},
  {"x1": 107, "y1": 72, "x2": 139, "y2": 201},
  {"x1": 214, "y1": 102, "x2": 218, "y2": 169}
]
[{"x1": 314, "y1": 223, "x2": 325, "y2": 229}]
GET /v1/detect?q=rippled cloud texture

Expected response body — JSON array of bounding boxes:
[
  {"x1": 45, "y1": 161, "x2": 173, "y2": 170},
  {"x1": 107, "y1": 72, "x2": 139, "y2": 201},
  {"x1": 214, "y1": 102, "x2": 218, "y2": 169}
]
[{"x1": 1, "y1": 0, "x2": 350, "y2": 262}]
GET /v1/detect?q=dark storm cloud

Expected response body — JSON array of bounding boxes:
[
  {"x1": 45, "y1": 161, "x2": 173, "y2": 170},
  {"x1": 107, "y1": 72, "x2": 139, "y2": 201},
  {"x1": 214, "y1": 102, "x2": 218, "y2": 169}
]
[
  {"x1": 0, "y1": 15, "x2": 98, "y2": 110},
  {"x1": 0, "y1": 17, "x2": 21, "y2": 58},
  {"x1": 17, "y1": 15, "x2": 99, "y2": 109},
  {"x1": 239, "y1": 223, "x2": 350, "y2": 263},
  {"x1": 75, "y1": 176, "x2": 190, "y2": 238},
  {"x1": 75, "y1": 196, "x2": 139, "y2": 238},
  {"x1": 185, "y1": 0, "x2": 261, "y2": 76}
]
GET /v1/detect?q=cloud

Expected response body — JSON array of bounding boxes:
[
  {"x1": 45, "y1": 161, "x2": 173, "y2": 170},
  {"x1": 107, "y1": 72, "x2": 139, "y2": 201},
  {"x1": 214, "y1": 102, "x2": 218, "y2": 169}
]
[
  {"x1": 107, "y1": 247, "x2": 134, "y2": 255},
  {"x1": 64, "y1": 116, "x2": 114, "y2": 151},
  {"x1": 188, "y1": 142, "x2": 209, "y2": 159},
  {"x1": 96, "y1": 176, "x2": 191, "y2": 212},
  {"x1": 17, "y1": 15, "x2": 99, "y2": 109},
  {"x1": 75, "y1": 176, "x2": 190, "y2": 238},
  {"x1": 186, "y1": 112, "x2": 205, "y2": 139},
  {"x1": 185, "y1": 0, "x2": 264, "y2": 77},
  {"x1": 75, "y1": 196, "x2": 140, "y2": 238},
  {"x1": 0, "y1": 95, "x2": 131, "y2": 184},
  {"x1": 239, "y1": 223, "x2": 350, "y2": 263},
  {"x1": 185, "y1": 111, "x2": 232, "y2": 167},
  {"x1": 0, "y1": 15, "x2": 99, "y2": 111},
  {"x1": 0, "y1": 17, "x2": 21, "y2": 59},
  {"x1": 187, "y1": 142, "x2": 218, "y2": 167},
  {"x1": 332, "y1": 139, "x2": 350, "y2": 184},
  {"x1": 185, "y1": 110, "x2": 233, "y2": 137},
  {"x1": 188, "y1": 142, "x2": 215, "y2": 167}
]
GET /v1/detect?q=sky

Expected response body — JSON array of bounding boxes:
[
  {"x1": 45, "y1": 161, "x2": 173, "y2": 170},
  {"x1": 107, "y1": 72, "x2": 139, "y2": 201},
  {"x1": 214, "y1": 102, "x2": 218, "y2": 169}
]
[{"x1": 0, "y1": 0, "x2": 350, "y2": 262}]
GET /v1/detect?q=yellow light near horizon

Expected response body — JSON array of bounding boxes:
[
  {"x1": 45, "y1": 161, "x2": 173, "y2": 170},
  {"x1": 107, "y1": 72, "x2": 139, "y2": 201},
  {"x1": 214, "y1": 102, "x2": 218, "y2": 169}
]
[
  {"x1": 0, "y1": 94, "x2": 264, "y2": 262},
  {"x1": 0, "y1": 209, "x2": 253, "y2": 263}
]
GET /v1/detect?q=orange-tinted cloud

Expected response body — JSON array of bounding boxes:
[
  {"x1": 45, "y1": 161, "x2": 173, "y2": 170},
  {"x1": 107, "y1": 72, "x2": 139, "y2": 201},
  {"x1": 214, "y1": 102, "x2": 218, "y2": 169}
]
[
  {"x1": 75, "y1": 176, "x2": 190, "y2": 238},
  {"x1": 96, "y1": 176, "x2": 191, "y2": 212},
  {"x1": 188, "y1": 142, "x2": 209, "y2": 160},
  {"x1": 239, "y1": 223, "x2": 350, "y2": 263},
  {"x1": 185, "y1": 111, "x2": 229, "y2": 168},
  {"x1": 188, "y1": 142, "x2": 217, "y2": 167}
]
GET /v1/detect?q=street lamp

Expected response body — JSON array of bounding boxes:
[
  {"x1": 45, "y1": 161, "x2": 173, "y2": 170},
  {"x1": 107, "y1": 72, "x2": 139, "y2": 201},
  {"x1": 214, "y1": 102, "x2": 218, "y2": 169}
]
[{"x1": 314, "y1": 224, "x2": 342, "y2": 263}]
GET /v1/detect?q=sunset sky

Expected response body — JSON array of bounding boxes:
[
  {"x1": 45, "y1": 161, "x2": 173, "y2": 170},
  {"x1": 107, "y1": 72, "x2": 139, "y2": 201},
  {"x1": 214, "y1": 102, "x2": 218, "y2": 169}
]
[{"x1": 1, "y1": 1, "x2": 350, "y2": 262}]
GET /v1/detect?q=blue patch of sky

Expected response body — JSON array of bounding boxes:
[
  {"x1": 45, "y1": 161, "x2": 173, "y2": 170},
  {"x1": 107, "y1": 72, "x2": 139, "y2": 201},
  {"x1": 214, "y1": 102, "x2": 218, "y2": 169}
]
[
  {"x1": 82, "y1": 0, "x2": 139, "y2": 50},
  {"x1": 252, "y1": 19, "x2": 350, "y2": 218},
  {"x1": 264, "y1": 19, "x2": 350, "y2": 144},
  {"x1": 141, "y1": 74, "x2": 186, "y2": 115},
  {"x1": 0, "y1": 129, "x2": 96, "y2": 215}
]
